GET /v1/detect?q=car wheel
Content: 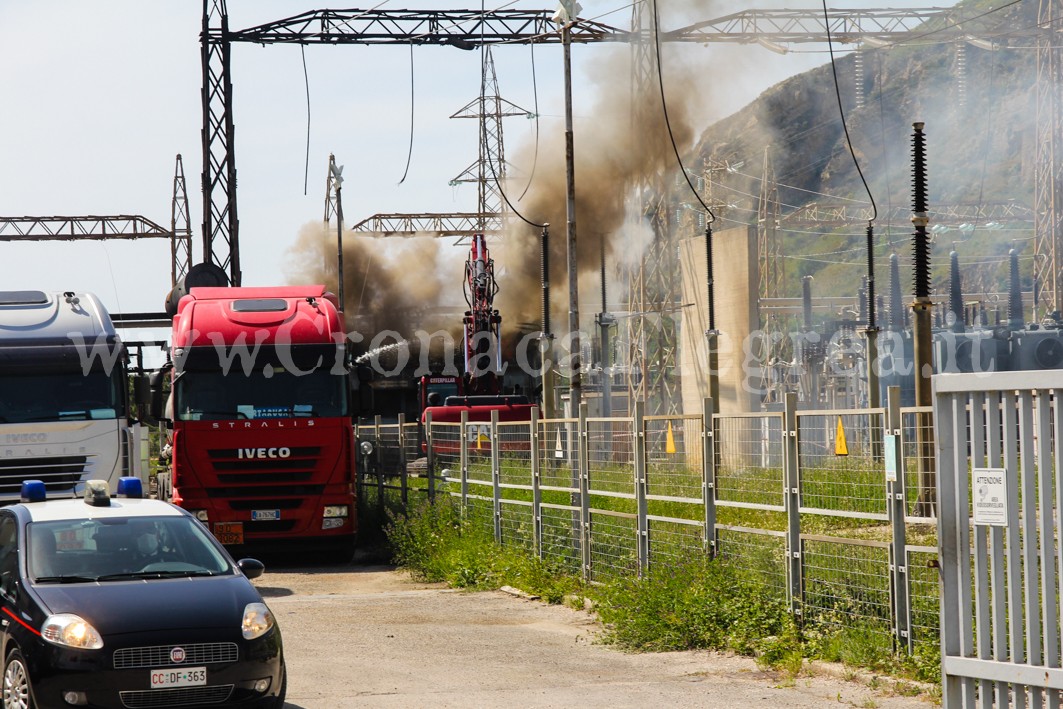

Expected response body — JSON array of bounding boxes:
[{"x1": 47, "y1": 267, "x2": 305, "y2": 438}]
[{"x1": 2, "y1": 649, "x2": 33, "y2": 709}]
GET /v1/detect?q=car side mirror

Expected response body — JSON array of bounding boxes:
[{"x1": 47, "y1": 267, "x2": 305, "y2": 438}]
[{"x1": 237, "y1": 558, "x2": 265, "y2": 580}]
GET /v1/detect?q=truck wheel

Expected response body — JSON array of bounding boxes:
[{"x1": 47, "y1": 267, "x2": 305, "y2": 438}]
[{"x1": 3, "y1": 649, "x2": 33, "y2": 709}]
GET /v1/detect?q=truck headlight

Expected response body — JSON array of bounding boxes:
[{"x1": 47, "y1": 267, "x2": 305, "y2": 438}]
[
  {"x1": 42, "y1": 614, "x2": 103, "y2": 650},
  {"x1": 323, "y1": 506, "x2": 349, "y2": 518}
]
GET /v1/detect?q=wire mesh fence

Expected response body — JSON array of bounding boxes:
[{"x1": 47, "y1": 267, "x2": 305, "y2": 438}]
[
  {"x1": 407, "y1": 393, "x2": 942, "y2": 661},
  {"x1": 644, "y1": 415, "x2": 703, "y2": 502},
  {"x1": 538, "y1": 418, "x2": 578, "y2": 491},
  {"x1": 797, "y1": 410, "x2": 887, "y2": 518},
  {"x1": 587, "y1": 509, "x2": 638, "y2": 582},
  {"x1": 715, "y1": 414, "x2": 785, "y2": 508},
  {"x1": 802, "y1": 536, "x2": 893, "y2": 643},
  {"x1": 586, "y1": 417, "x2": 635, "y2": 495},
  {"x1": 900, "y1": 406, "x2": 936, "y2": 521},
  {"x1": 647, "y1": 516, "x2": 704, "y2": 573},
  {"x1": 717, "y1": 526, "x2": 787, "y2": 599}
]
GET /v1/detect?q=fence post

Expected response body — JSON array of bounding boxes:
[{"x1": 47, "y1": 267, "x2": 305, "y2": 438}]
[
  {"x1": 425, "y1": 410, "x2": 435, "y2": 503},
  {"x1": 460, "y1": 410, "x2": 469, "y2": 519},
  {"x1": 374, "y1": 415, "x2": 385, "y2": 517},
  {"x1": 530, "y1": 407, "x2": 542, "y2": 560},
  {"x1": 491, "y1": 409, "x2": 502, "y2": 544},
  {"x1": 783, "y1": 392, "x2": 803, "y2": 618},
  {"x1": 633, "y1": 400, "x2": 649, "y2": 577},
  {"x1": 578, "y1": 402, "x2": 591, "y2": 582},
  {"x1": 886, "y1": 386, "x2": 912, "y2": 652},
  {"x1": 397, "y1": 413, "x2": 409, "y2": 508},
  {"x1": 353, "y1": 422, "x2": 363, "y2": 509},
  {"x1": 702, "y1": 397, "x2": 717, "y2": 558}
]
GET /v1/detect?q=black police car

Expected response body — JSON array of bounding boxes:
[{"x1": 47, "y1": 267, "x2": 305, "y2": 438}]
[{"x1": 0, "y1": 478, "x2": 285, "y2": 708}]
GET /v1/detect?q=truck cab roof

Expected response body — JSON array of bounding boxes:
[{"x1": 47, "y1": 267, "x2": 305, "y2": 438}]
[{"x1": 0, "y1": 290, "x2": 117, "y2": 346}]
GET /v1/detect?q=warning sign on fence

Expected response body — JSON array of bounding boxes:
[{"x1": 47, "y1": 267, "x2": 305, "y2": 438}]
[
  {"x1": 834, "y1": 416, "x2": 848, "y2": 456},
  {"x1": 972, "y1": 467, "x2": 1008, "y2": 527}
]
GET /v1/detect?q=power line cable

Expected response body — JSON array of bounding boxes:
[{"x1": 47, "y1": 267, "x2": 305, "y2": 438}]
[
  {"x1": 397, "y1": 43, "x2": 415, "y2": 185},
  {"x1": 517, "y1": 40, "x2": 541, "y2": 201},
  {"x1": 300, "y1": 45, "x2": 311, "y2": 196},
  {"x1": 650, "y1": 0, "x2": 714, "y2": 222}
]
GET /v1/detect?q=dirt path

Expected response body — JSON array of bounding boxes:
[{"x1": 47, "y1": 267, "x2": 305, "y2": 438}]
[{"x1": 253, "y1": 563, "x2": 937, "y2": 708}]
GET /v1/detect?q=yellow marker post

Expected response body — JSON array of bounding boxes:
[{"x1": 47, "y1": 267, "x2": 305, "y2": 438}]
[
  {"x1": 665, "y1": 421, "x2": 677, "y2": 455},
  {"x1": 835, "y1": 416, "x2": 849, "y2": 456}
]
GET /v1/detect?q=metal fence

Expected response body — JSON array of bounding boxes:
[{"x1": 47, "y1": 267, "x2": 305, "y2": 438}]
[
  {"x1": 935, "y1": 371, "x2": 1063, "y2": 708},
  {"x1": 358, "y1": 388, "x2": 943, "y2": 656}
]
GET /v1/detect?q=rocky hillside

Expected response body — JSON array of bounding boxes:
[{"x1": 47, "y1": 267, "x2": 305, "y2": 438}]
[{"x1": 681, "y1": 0, "x2": 1040, "y2": 301}]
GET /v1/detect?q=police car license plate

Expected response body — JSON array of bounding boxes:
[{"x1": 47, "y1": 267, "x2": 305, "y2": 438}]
[
  {"x1": 251, "y1": 509, "x2": 280, "y2": 521},
  {"x1": 150, "y1": 667, "x2": 206, "y2": 689},
  {"x1": 213, "y1": 522, "x2": 243, "y2": 545}
]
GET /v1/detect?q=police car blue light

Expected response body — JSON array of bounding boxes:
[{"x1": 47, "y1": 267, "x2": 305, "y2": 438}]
[
  {"x1": 116, "y1": 476, "x2": 143, "y2": 499},
  {"x1": 20, "y1": 480, "x2": 46, "y2": 503}
]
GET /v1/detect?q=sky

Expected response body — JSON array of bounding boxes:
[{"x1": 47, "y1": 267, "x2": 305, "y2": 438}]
[{"x1": 0, "y1": 0, "x2": 955, "y2": 328}]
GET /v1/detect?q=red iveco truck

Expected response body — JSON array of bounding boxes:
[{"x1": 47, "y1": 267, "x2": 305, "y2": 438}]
[{"x1": 155, "y1": 285, "x2": 356, "y2": 558}]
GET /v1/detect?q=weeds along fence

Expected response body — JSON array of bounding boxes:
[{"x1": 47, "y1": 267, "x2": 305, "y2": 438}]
[{"x1": 356, "y1": 388, "x2": 941, "y2": 657}]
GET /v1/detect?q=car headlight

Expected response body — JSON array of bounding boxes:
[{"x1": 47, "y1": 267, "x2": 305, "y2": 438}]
[
  {"x1": 41, "y1": 614, "x2": 103, "y2": 650},
  {"x1": 242, "y1": 603, "x2": 275, "y2": 640},
  {"x1": 323, "y1": 505, "x2": 349, "y2": 518}
]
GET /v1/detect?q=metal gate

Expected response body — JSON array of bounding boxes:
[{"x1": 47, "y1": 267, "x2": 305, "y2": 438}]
[{"x1": 936, "y1": 370, "x2": 1063, "y2": 707}]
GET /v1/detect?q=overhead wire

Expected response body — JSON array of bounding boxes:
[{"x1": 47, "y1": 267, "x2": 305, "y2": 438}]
[
  {"x1": 650, "y1": 0, "x2": 714, "y2": 223},
  {"x1": 478, "y1": 0, "x2": 544, "y2": 228},
  {"x1": 517, "y1": 40, "x2": 541, "y2": 201},
  {"x1": 397, "y1": 43, "x2": 415, "y2": 185},
  {"x1": 300, "y1": 45, "x2": 311, "y2": 195}
]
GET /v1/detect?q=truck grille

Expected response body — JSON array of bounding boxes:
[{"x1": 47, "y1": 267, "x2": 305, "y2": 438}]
[
  {"x1": 119, "y1": 685, "x2": 233, "y2": 708},
  {"x1": 0, "y1": 456, "x2": 87, "y2": 494},
  {"x1": 113, "y1": 643, "x2": 238, "y2": 669},
  {"x1": 206, "y1": 447, "x2": 323, "y2": 484}
]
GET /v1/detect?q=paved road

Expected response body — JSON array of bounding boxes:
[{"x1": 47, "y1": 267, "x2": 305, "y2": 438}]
[{"x1": 251, "y1": 561, "x2": 936, "y2": 708}]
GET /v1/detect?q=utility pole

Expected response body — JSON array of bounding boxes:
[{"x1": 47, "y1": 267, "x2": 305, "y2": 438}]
[{"x1": 558, "y1": 0, "x2": 582, "y2": 414}]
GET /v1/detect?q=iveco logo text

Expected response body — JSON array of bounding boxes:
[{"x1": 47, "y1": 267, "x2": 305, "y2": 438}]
[
  {"x1": 238, "y1": 448, "x2": 292, "y2": 459},
  {"x1": 4, "y1": 433, "x2": 46, "y2": 444}
]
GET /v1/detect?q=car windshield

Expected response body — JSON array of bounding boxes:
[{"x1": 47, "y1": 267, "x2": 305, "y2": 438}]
[
  {"x1": 0, "y1": 370, "x2": 124, "y2": 423},
  {"x1": 28, "y1": 516, "x2": 233, "y2": 583},
  {"x1": 175, "y1": 367, "x2": 348, "y2": 421}
]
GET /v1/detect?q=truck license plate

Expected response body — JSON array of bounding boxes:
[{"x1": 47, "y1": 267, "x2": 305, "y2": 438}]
[
  {"x1": 251, "y1": 509, "x2": 280, "y2": 521},
  {"x1": 150, "y1": 667, "x2": 206, "y2": 689},
  {"x1": 213, "y1": 522, "x2": 243, "y2": 545}
]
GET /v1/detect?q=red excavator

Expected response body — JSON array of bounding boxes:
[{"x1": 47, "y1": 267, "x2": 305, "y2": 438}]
[{"x1": 420, "y1": 234, "x2": 537, "y2": 446}]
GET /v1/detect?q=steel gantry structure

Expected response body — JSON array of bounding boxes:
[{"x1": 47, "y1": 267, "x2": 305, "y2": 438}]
[
  {"x1": 199, "y1": 2, "x2": 1057, "y2": 413},
  {"x1": 200, "y1": 3, "x2": 997, "y2": 281}
]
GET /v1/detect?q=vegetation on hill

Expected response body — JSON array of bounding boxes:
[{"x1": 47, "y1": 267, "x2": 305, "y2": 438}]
[{"x1": 680, "y1": 0, "x2": 1039, "y2": 304}]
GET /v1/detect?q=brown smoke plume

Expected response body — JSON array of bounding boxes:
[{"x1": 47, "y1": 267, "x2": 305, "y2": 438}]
[
  {"x1": 285, "y1": 39, "x2": 706, "y2": 358},
  {"x1": 284, "y1": 223, "x2": 464, "y2": 344},
  {"x1": 496, "y1": 45, "x2": 699, "y2": 329}
]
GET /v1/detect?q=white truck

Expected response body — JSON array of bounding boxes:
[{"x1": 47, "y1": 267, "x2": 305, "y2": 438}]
[{"x1": 0, "y1": 290, "x2": 135, "y2": 500}]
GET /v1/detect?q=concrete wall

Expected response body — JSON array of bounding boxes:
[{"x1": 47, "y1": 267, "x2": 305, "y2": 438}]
[{"x1": 679, "y1": 225, "x2": 760, "y2": 415}]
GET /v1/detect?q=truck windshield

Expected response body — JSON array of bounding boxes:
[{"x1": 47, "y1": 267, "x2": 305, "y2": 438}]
[
  {"x1": 175, "y1": 368, "x2": 348, "y2": 421},
  {"x1": 0, "y1": 370, "x2": 124, "y2": 423}
]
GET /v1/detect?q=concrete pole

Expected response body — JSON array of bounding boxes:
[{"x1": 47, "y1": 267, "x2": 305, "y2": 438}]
[{"x1": 562, "y1": 22, "x2": 581, "y2": 414}]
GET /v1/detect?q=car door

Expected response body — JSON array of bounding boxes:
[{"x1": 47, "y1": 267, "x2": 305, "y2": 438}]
[{"x1": 0, "y1": 513, "x2": 22, "y2": 655}]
